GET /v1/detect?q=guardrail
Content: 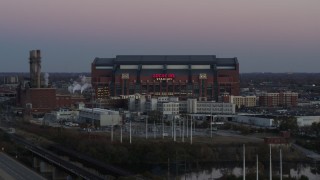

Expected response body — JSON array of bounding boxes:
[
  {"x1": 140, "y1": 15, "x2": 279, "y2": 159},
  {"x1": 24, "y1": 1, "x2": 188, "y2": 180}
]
[{"x1": 10, "y1": 134, "x2": 108, "y2": 180}]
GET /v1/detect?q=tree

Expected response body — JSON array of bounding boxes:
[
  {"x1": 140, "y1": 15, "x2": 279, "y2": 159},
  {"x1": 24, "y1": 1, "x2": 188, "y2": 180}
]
[
  {"x1": 148, "y1": 110, "x2": 162, "y2": 123},
  {"x1": 279, "y1": 117, "x2": 298, "y2": 132},
  {"x1": 311, "y1": 122, "x2": 320, "y2": 137}
]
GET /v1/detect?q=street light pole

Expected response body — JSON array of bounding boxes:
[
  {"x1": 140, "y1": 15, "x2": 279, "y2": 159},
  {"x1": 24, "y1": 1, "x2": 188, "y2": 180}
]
[
  {"x1": 243, "y1": 144, "x2": 246, "y2": 180},
  {"x1": 146, "y1": 115, "x2": 148, "y2": 139},
  {"x1": 182, "y1": 117, "x2": 185, "y2": 142},
  {"x1": 186, "y1": 115, "x2": 188, "y2": 138},
  {"x1": 270, "y1": 145, "x2": 272, "y2": 180},
  {"x1": 120, "y1": 124, "x2": 123, "y2": 143},
  {"x1": 174, "y1": 116, "x2": 176, "y2": 142},
  {"x1": 162, "y1": 116, "x2": 164, "y2": 139},
  {"x1": 256, "y1": 154, "x2": 259, "y2": 180},
  {"x1": 153, "y1": 119, "x2": 156, "y2": 139},
  {"x1": 190, "y1": 115, "x2": 193, "y2": 145},
  {"x1": 91, "y1": 91, "x2": 95, "y2": 129},
  {"x1": 129, "y1": 119, "x2": 132, "y2": 144},
  {"x1": 280, "y1": 149, "x2": 282, "y2": 180},
  {"x1": 111, "y1": 117, "x2": 114, "y2": 142}
]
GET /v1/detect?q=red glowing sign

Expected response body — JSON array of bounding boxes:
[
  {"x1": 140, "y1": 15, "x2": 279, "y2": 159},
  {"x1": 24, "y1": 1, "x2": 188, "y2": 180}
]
[{"x1": 152, "y1": 74, "x2": 175, "y2": 80}]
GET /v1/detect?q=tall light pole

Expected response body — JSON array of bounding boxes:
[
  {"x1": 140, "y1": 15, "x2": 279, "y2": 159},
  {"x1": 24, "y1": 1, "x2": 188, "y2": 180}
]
[
  {"x1": 210, "y1": 105, "x2": 212, "y2": 138},
  {"x1": 243, "y1": 144, "x2": 246, "y2": 180},
  {"x1": 179, "y1": 119, "x2": 181, "y2": 138},
  {"x1": 146, "y1": 115, "x2": 149, "y2": 139},
  {"x1": 111, "y1": 117, "x2": 114, "y2": 142},
  {"x1": 120, "y1": 124, "x2": 123, "y2": 143},
  {"x1": 280, "y1": 149, "x2": 282, "y2": 180},
  {"x1": 190, "y1": 115, "x2": 193, "y2": 145},
  {"x1": 91, "y1": 90, "x2": 95, "y2": 129},
  {"x1": 182, "y1": 117, "x2": 185, "y2": 142},
  {"x1": 256, "y1": 155, "x2": 259, "y2": 180},
  {"x1": 129, "y1": 119, "x2": 132, "y2": 144},
  {"x1": 210, "y1": 115, "x2": 213, "y2": 138},
  {"x1": 153, "y1": 119, "x2": 156, "y2": 139},
  {"x1": 174, "y1": 116, "x2": 176, "y2": 142},
  {"x1": 270, "y1": 144, "x2": 272, "y2": 180},
  {"x1": 162, "y1": 116, "x2": 164, "y2": 139},
  {"x1": 171, "y1": 116, "x2": 173, "y2": 138},
  {"x1": 186, "y1": 115, "x2": 188, "y2": 138}
]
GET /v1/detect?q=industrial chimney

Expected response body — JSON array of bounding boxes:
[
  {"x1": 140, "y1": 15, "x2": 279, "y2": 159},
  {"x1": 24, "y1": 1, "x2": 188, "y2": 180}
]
[{"x1": 29, "y1": 50, "x2": 41, "y2": 88}]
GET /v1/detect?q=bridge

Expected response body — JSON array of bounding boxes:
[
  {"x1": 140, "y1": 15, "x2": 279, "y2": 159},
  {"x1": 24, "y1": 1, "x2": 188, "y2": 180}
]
[{"x1": 10, "y1": 134, "x2": 110, "y2": 180}]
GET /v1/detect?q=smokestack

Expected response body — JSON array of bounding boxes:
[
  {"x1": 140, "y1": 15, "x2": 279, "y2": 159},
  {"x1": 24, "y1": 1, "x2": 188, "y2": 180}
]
[{"x1": 29, "y1": 50, "x2": 41, "y2": 88}]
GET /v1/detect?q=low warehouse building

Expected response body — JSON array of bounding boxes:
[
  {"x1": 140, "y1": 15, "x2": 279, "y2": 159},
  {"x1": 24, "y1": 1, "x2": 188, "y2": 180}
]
[
  {"x1": 232, "y1": 115, "x2": 274, "y2": 127},
  {"x1": 78, "y1": 108, "x2": 122, "y2": 127},
  {"x1": 296, "y1": 116, "x2": 320, "y2": 127}
]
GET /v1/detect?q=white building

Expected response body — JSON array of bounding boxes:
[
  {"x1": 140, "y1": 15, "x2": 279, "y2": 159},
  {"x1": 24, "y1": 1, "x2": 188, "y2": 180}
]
[
  {"x1": 127, "y1": 94, "x2": 148, "y2": 112},
  {"x1": 180, "y1": 99, "x2": 235, "y2": 114},
  {"x1": 78, "y1": 108, "x2": 122, "y2": 126},
  {"x1": 128, "y1": 95, "x2": 235, "y2": 115},
  {"x1": 233, "y1": 115, "x2": 274, "y2": 127},
  {"x1": 52, "y1": 109, "x2": 79, "y2": 121},
  {"x1": 158, "y1": 102, "x2": 179, "y2": 115},
  {"x1": 145, "y1": 98, "x2": 158, "y2": 111},
  {"x1": 296, "y1": 116, "x2": 320, "y2": 127}
]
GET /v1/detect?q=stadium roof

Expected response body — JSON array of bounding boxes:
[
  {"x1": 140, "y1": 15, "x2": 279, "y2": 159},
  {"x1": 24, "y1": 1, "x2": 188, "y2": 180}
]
[{"x1": 93, "y1": 55, "x2": 238, "y2": 66}]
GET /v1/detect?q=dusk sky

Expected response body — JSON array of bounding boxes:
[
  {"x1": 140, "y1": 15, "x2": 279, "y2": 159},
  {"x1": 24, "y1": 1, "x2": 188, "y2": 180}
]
[{"x1": 0, "y1": 0, "x2": 319, "y2": 73}]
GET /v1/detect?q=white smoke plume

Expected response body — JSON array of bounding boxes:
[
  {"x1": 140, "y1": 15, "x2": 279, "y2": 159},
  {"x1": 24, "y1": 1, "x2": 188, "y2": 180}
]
[
  {"x1": 68, "y1": 85, "x2": 73, "y2": 93},
  {"x1": 44, "y1": 73, "x2": 49, "y2": 86},
  {"x1": 68, "y1": 75, "x2": 92, "y2": 94},
  {"x1": 81, "y1": 83, "x2": 92, "y2": 94},
  {"x1": 80, "y1": 75, "x2": 86, "y2": 84},
  {"x1": 73, "y1": 84, "x2": 82, "y2": 93}
]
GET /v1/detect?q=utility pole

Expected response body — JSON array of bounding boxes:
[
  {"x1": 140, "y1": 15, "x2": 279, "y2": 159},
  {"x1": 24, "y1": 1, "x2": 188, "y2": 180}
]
[
  {"x1": 120, "y1": 125, "x2": 123, "y2": 143},
  {"x1": 171, "y1": 116, "x2": 173, "y2": 138},
  {"x1": 256, "y1": 155, "x2": 259, "y2": 180},
  {"x1": 186, "y1": 115, "x2": 188, "y2": 138},
  {"x1": 190, "y1": 115, "x2": 193, "y2": 145},
  {"x1": 153, "y1": 119, "x2": 156, "y2": 139},
  {"x1": 91, "y1": 90, "x2": 95, "y2": 129},
  {"x1": 111, "y1": 117, "x2": 114, "y2": 142},
  {"x1": 270, "y1": 145, "x2": 272, "y2": 180},
  {"x1": 162, "y1": 116, "x2": 165, "y2": 139},
  {"x1": 174, "y1": 116, "x2": 176, "y2": 142},
  {"x1": 210, "y1": 115, "x2": 213, "y2": 138},
  {"x1": 179, "y1": 119, "x2": 182, "y2": 137},
  {"x1": 129, "y1": 119, "x2": 132, "y2": 144},
  {"x1": 257, "y1": 154, "x2": 259, "y2": 180},
  {"x1": 243, "y1": 144, "x2": 246, "y2": 180},
  {"x1": 280, "y1": 149, "x2": 282, "y2": 180},
  {"x1": 146, "y1": 115, "x2": 148, "y2": 139},
  {"x1": 168, "y1": 158, "x2": 170, "y2": 180},
  {"x1": 210, "y1": 105, "x2": 212, "y2": 138},
  {"x1": 182, "y1": 117, "x2": 185, "y2": 142}
]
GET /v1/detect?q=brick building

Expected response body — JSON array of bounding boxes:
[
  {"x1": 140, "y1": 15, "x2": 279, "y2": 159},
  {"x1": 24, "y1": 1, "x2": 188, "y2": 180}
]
[
  {"x1": 259, "y1": 92, "x2": 298, "y2": 107},
  {"x1": 91, "y1": 55, "x2": 240, "y2": 101},
  {"x1": 16, "y1": 50, "x2": 86, "y2": 115},
  {"x1": 18, "y1": 88, "x2": 86, "y2": 114}
]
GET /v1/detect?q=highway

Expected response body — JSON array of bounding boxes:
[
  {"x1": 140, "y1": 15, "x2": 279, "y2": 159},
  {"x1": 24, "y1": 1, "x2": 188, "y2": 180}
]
[
  {"x1": 10, "y1": 134, "x2": 107, "y2": 180},
  {"x1": 0, "y1": 152, "x2": 45, "y2": 180}
]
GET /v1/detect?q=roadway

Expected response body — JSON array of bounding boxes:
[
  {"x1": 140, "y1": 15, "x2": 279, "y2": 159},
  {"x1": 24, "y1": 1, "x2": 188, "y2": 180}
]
[
  {"x1": 10, "y1": 134, "x2": 107, "y2": 180},
  {"x1": 0, "y1": 152, "x2": 46, "y2": 180},
  {"x1": 292, "y1": 143, "x2": 320, "y2": 161}
]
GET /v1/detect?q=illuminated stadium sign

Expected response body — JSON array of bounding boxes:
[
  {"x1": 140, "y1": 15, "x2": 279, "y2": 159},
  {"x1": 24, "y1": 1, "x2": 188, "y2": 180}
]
[{"x1": 152, "y1": 74, "x2": 175, "y2": 81}]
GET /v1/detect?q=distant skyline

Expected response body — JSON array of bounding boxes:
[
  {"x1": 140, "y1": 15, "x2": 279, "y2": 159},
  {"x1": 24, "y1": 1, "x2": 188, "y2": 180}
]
[{"x1": 0, "y1": 0, "x2": 319, "y2": 73}]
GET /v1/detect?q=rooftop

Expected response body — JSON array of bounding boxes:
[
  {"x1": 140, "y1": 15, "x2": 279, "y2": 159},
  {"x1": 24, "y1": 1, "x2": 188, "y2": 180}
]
[{"x1": 93, "y1": 55, "x2": 238, "y2": 66}]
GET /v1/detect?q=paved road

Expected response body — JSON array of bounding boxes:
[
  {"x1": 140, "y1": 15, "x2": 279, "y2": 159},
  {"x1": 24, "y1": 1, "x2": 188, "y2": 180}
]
[
  {"x1": 292, "y1": 143, "x2": 320, "y2": 161},
  {"x1": 0, "y1": 152, "x2": 45, "y2": 180}
]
